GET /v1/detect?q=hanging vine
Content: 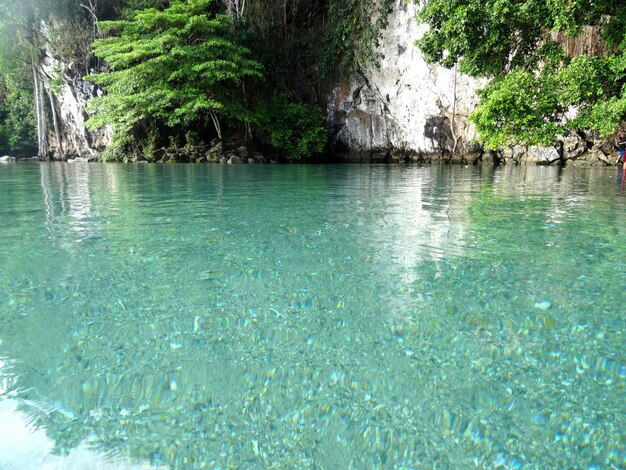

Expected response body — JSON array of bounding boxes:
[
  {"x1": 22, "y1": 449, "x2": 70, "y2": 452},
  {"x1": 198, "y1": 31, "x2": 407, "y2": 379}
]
[{"x1": 318, "y1": 0, "x2": 394, "y2": 78}]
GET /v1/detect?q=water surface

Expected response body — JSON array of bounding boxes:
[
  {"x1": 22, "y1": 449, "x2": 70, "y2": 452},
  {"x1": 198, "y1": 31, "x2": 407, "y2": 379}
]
[{"x1": 0, "y1": 163, "x2": 624, "y2": 468}]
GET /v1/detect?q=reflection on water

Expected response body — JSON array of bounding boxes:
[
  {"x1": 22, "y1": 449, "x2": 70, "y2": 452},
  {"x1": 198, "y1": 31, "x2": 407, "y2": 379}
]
[
  {"x1": 0, "y1": 163, "x2": 624, "y2": 468},
  {"x1": 40, "y1": 163, "x2": 121, "y2": 245},
  {"x1": 0, "y1": 398, "x2": 147, "y2": 469}
]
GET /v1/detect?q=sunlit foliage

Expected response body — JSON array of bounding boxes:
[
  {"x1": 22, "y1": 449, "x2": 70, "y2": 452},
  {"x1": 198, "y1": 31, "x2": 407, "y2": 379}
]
[
  {"x1": 86, "y1": 0, "x2": 263, "y2": 141},
  {"x1": 416, "y1": 0, "x2": 626, "y2": 148}
]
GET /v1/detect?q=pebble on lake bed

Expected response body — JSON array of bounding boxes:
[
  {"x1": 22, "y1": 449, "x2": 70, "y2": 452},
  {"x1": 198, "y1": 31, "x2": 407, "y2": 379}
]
[{"x1": 534, "y1": 300, "x2": 552, "y2": 310}]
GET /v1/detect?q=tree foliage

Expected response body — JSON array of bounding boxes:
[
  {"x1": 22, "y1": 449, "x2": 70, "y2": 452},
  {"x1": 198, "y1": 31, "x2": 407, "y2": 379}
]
[
  {"x1": 256, "y1": 92, "x2": 327, "y2": 160},
  {"x1": 319, "y1": 0, "x2": 394, "y2": 77},
  {"x1": 0, "y1": 74, "x2": 37, "y2": 154},
  {"x1": 0, "y1": 0, "x2": 394, "y2": 159},
  {"x1": 232, "y1": 0, "x2": 394, "y2": 95},
  {"x1": 416, "y1": 0, "x2": 626, "y2": 148},
  {"x1": 231, "y1": 0, "x2": 326, "y2": 95},
  {"x1": 86, "y1": 0, "x2": 263, "y2": 141},
  {"x1": 0, "y1": 0, "x2": 47, "y2": 155},
  {"x1": 0, "y1": 0, "x2": 110, "y2": 156}
]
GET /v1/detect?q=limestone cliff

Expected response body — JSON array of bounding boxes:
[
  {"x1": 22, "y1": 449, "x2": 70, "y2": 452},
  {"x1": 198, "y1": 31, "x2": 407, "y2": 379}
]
[
  {"x1": 327, "y1": 1, "x2": 484, "y2": 163},
  {"x1": 36, "y1": 36, "x2": 111, "y2": 161},
  {"x1": 36, "y1": 2, "x2": 617, "y2": 165},
  {"x1": 327, "y1": 0, "x2": 617, "y2": 166}
]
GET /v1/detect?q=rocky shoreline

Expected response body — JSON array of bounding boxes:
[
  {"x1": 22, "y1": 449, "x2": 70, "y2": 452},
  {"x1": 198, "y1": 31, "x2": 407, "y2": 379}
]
[
  {"x1": 334, "y1": 135, "x2": 619, "y2": 167},
  {"x1": 1, "y1": 134, "x2": 621, "y2": 167}
]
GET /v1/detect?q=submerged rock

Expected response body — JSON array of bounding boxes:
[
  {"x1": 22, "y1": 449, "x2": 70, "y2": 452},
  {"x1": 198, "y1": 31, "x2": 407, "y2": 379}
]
[{"x1": 534, "y1": 300, "x2": 552, "y2": 310}]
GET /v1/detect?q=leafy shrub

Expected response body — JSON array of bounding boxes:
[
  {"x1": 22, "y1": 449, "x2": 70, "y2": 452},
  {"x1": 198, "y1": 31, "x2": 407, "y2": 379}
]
[
  {"x1": 257, "y1": 93, "x2": 327, "y2": 160},
  {"x1": 0, "y1": 84, "x2": 37, "y2": 155}
]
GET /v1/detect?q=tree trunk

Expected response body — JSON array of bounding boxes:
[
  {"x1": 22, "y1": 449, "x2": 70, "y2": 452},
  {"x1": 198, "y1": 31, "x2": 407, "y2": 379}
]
[
  {"x1": 209, "y1": 109, "x2": 222, "y2": 140},
  {"x1": 45, "y1": 84, "x2": 64, "y2": 159},
  {"x1": 451, "y1": 62, "x2": 461, "y2": 154},
  {"x1": 32, "y1": 60, "x2": 48, "y2": 159},
  {"x1": 80, "y1": 1, "x2": 100, "y2": 73}
]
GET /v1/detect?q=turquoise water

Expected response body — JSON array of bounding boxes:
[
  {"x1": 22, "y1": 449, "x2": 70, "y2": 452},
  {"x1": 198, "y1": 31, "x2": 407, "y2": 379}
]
[{"x1": 0, "y1": 162, "x2": 624, "y2": 468}]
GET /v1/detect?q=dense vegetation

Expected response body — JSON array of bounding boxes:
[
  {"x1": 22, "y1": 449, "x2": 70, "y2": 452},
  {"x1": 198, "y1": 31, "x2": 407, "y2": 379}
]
[
  {"x1": 0, "y1": 0, "x2": 109, "y2": 156},
  {"x1": 417, "y1": 0, "x2": 626, "y2": 149},
  {"x1": 0, "y1": 70, "x2": 37, "y2": 155},
  {"x1": 0, "y1": 0, "x2": 392, "y2": 160},
  {"x1": 86, "y1": 0, "x2": 265, "y2": 159},
  {"x1": 4, "y1": 0, "x2": 622, "y2": 158}
]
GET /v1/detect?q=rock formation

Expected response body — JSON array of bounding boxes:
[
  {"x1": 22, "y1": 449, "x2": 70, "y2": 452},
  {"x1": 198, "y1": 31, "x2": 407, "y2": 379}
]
[
  {"x1": 39, "y1": 50, "x2": 111, "y2": 160},
  {"x1": 327, "y1": 0, "x2": 619, "y2": 166},
  {"x1": 34, "y1": 2, "x2": 618, "y2": 165},
  {"x1": 327, "y1": 1, "x2": 485, "y2": 163}
]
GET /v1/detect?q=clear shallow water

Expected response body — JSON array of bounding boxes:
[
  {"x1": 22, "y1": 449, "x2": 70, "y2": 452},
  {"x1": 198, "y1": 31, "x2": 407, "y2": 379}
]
[{"x1": 0, "y1": 162, "x2": 624, "y2": 468}]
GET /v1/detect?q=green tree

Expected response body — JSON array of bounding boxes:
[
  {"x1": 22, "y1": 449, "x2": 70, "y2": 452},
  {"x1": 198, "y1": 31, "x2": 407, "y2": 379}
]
[
  {"x1": 256, "y1": 92, "x2": 327, "y2": 160},
  {"x1": 0, "y1": 75, "x2": 37, "y2": 154},
  {"x1": 0, "y1": 0, "x2": 97, "y2": 158},
  {"x1": 319, "y1": 0, "x2": 394, "y2": 77},
  {"x1": 416, "y1": 0, "x2": 626, "y2": 148},
  {"x1": 86, "y1": 0, "x2": 263, "y2": 145},
  {"x1": 0, "y1": 0, "x2": 48, "y2": 157}
]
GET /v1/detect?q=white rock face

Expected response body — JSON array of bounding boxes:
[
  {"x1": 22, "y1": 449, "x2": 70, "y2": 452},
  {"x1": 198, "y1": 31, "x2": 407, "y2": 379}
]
[
  {"x1": 40, "y1": 51, "x2": 111, "y2": 159},
  {"x1": 328, "y1": 1, "x2": 486, "y2": 159}
]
